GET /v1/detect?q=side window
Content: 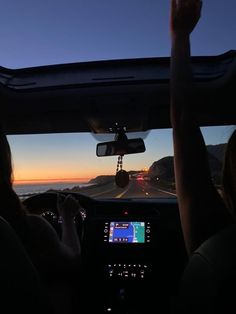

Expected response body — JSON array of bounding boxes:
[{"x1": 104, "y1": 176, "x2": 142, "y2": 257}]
[{"x1": 202, "y1": 125, "x2": 235, "y2": 190}]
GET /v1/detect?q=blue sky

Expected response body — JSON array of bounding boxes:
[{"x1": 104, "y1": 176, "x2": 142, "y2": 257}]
[
  {"x1": 1, "y1": 0, "x2": 236, "y2": 68},
  {"x1": 2, "y1": 0, "x2": 236, "y2": 181}
]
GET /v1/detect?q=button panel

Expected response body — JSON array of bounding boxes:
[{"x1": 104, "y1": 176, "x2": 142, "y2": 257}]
[
  {"x1": 106, "y1": 263, "x2": 150, "y2": 279},
  {"x1": 103, "y1": 222, "x2": 109, "y2": 242}
]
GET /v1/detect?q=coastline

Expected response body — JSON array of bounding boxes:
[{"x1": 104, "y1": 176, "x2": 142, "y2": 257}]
[{"x1": 13, "y1": 181, "x2": 92, "y2": 196}]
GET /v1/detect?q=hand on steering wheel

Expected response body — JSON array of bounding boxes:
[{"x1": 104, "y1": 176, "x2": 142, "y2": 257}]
[{"x1": 57, "y1": 194, "x2": 81, "y2": 222}]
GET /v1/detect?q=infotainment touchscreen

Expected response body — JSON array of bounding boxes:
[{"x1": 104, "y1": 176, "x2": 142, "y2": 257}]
[{"x1": 108, "y1": 221, "x2": 145, "y2": 243}]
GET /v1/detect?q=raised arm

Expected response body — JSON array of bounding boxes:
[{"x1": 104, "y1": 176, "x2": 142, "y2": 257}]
[{"x1": 170, "y1": 0, "x2": 230, "y2": 255}]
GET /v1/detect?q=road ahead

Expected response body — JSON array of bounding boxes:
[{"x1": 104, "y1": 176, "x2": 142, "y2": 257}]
[{"x1": 81, "y1": 179, "x2": 176, "y2": 199}]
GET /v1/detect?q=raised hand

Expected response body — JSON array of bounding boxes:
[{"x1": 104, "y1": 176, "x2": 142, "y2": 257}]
[{"x1": 170, "y1": 0, "x2": 202, "y2": 37}]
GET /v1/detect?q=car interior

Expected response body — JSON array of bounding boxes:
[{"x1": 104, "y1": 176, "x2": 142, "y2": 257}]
[
  {"x1": 0, "y1": 216, "x2": 53, "y2": 314},
  {"x1": 0, "y1": 49, "x2": 236, "y2": 313}
]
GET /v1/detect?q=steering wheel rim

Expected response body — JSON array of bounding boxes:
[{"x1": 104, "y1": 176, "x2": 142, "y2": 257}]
[{"x1": 22, "y1": 191, "x2": 92, "y2": 240}]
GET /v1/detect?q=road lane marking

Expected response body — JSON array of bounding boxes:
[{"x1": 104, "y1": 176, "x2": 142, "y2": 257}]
[
  {"x1": 155, "y1": 188, "x2": 176, "y2": 196},
  {"x1": 147, "y1": 183, "x2": 176, "y2": 196},
  {"x1": 90, "y1": 186, "x2": 117, "y2": 197},
  {"x1": 115, "y1": 188, "x2": 130, "y2": 198}
]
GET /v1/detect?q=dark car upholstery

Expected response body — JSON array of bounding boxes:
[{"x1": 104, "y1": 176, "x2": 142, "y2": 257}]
[
  {"x1": 176, "y1": 224, "x2": 236, "y2": 313},
  {"x1": 0, "y1": 216, "x2": 53, "y2": 314}
]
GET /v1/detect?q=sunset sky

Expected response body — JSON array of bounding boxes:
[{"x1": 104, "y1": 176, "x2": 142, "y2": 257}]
[
  {"x1": 1, "y1": 0, "x2": 236, "y2": 183},
  {"x1": 8, "y1": 126, "x2": 234, "y2": 184}
]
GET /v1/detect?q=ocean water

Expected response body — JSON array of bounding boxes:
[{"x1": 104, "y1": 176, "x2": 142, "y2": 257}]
[{"x1": 13, "y1": 181, "x2": 92, "y2": 196}]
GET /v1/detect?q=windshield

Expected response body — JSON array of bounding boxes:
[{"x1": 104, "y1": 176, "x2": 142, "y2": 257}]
[{"x1": 8, "y1": 125, "x2": 234, "y2": 200}]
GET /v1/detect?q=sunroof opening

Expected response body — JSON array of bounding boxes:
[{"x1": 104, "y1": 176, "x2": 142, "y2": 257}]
[{"x1": 1, "y1": 1, "x2": 236, "y2": 69}]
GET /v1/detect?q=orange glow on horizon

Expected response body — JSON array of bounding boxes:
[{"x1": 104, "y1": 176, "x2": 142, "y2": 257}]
[
  {"x1": 12, "y1": 166, "x2": 114, "y2": 185},
  {"x1": 13, "y1": 178, "x2": 92, "y2": 185},
  {"x1": 12, "y1": 155, "x2": 116, "y2": 185}
]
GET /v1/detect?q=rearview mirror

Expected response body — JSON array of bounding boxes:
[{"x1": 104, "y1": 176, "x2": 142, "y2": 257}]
[{"x1": 96, "y1": 138, "x2": 146, "y2": 157}]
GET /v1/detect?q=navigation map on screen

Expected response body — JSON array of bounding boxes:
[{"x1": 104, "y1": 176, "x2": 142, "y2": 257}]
[{"x1": 109, "y1": 222, "x2": 145, "y2": 243}]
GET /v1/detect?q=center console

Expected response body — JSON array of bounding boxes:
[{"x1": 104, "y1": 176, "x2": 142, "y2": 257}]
[
  {"x1": 97, "y1": 219, "x2": 157, "y2": 284},
  {"x1": 81, "y1": 202, "x2": 184, "y2": 313}
]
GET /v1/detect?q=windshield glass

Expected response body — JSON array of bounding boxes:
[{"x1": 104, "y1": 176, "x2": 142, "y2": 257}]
[{"x1": 8, "y1": 125, "x2": 234, "y2": 200}]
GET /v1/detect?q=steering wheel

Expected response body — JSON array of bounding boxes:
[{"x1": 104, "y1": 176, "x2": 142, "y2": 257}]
[{"x1": 22, "y1": 191, "x2": 94, "y2": 240}]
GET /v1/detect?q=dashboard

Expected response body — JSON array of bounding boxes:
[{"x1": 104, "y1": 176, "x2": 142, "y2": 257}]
[{"x1": 23, "y1": 193, "x2": 187, "y2": 313}]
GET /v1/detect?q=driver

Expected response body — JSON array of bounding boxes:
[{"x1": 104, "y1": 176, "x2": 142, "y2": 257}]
[{"x1": 0, "y1": 128, "x2": 82, "y2": 313}]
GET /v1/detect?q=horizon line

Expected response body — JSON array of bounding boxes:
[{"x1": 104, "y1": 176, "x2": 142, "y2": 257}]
[{"x1": 13, "y1": 178, "x2": 91, "y2": 184}]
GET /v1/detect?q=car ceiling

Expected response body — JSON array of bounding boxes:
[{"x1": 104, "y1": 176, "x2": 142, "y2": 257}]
[{"x1": 0, "y1": 50, "x2": 236, "y2": 135}]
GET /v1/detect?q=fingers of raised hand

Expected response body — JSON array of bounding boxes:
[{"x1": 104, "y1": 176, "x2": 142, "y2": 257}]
[{"x1": 177, "y1": 0, "x2": 202, "y2": 12}]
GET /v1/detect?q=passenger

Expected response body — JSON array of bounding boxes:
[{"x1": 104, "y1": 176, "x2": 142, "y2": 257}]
[
  {"x1": 169, "y1": 0, "x2": 234, "y2": 255},
  {"x1": 0, "y1": 129, "x2": 82, "y2": 311}
]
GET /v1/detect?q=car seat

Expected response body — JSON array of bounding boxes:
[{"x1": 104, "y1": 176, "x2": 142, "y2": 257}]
[
  {"x1": 0, "y1": 215, "x2": 54, "y2": 314},
  {"x1": 175, "y1": 224, "x2": 236, "y2": 313}
]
